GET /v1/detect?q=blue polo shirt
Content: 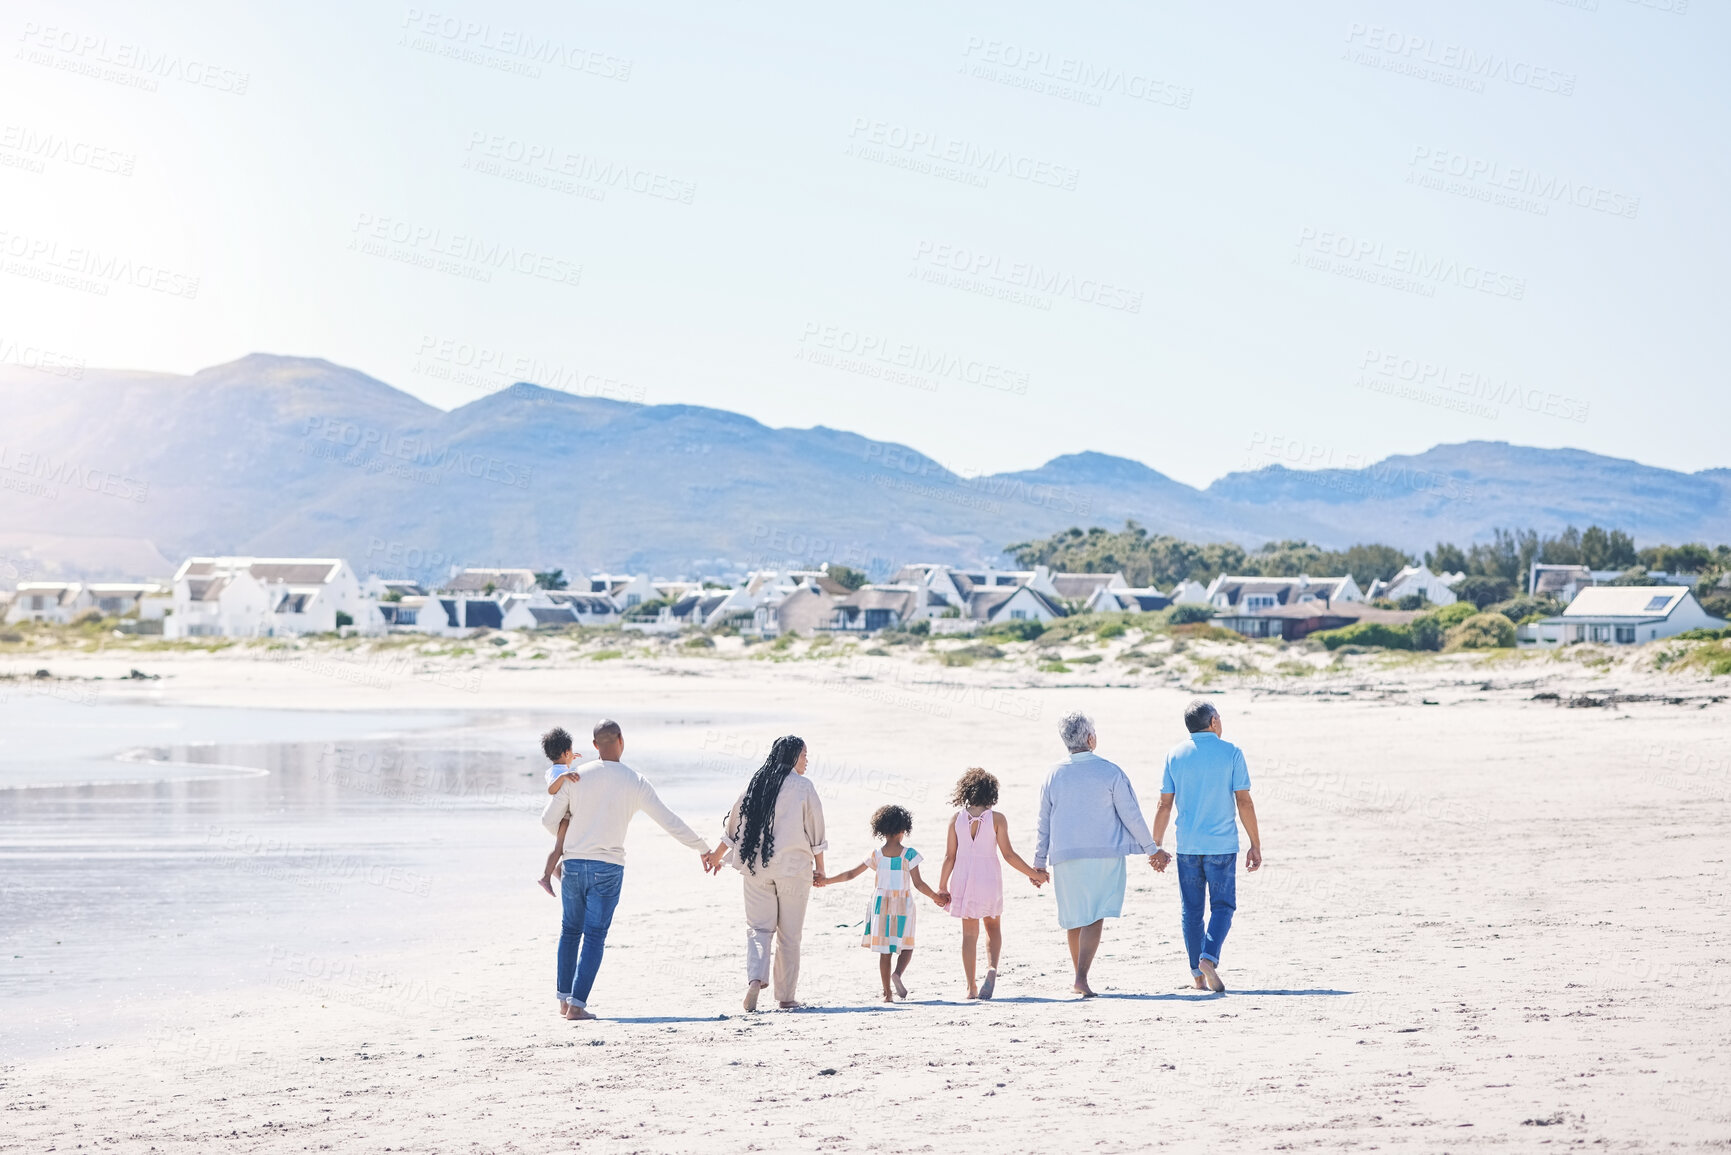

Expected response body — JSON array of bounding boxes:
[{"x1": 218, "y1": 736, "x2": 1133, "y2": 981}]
[{"x1": 1160, "y1": 731, "x2": 1251, "y2": 854}]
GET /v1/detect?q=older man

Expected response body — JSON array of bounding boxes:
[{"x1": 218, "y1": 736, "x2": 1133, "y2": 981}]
[
  {"x1": 1151, "y1": 700, "x2": 1262, "y2": 993},
  {"x1": 1034, "y1": 711, "x2": 1162, "y2": 997}
]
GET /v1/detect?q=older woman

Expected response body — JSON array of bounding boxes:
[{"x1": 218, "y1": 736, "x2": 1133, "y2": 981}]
[
  {"x1": 702, "y1": 735, "x2": 827, "y2": 1011},
  {"x1": 1033, "y1": 711, "x2": 1162, "y2": 997}
]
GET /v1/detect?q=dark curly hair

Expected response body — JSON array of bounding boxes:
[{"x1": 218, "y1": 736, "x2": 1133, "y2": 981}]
[
  {"x1": 734, "y1": 736, "x2": 805, "y2": 874},
  {"x1": 950, "y1": 767, "x2": 999, "y2": 808},
  {"x1": 870, "y1": 804, "x2": 913, "y2": 837}
]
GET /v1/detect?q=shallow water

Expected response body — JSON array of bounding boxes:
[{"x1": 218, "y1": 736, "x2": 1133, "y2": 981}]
[{"x1": 0, "y1": 697, "x2": 742, "y2": 1056}]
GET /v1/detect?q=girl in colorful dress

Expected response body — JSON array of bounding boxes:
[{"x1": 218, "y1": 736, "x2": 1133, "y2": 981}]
[
  {"x1": 936, "y1": 768, "x2": 1046, "y2": 1000},
  {"x1": 815, "y1": 804, "x2": 944, "y2": 1002}
]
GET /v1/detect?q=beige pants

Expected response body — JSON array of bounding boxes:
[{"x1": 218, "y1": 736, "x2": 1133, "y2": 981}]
[{"x1": 742, "y1": 870, "x2": 812, "y2": 1004}]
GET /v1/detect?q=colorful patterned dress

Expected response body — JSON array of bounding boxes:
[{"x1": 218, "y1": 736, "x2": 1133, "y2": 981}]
[{"x1": 861, "y1": 846, "x2": 921, "y2": 954}]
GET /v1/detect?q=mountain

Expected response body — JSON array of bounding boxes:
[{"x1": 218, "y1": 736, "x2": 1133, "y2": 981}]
[{"x1": 1, "y1": 354, "x2": 1726, "y2": 580}]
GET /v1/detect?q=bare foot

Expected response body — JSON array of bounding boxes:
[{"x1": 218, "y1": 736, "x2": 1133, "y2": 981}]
[
  {"x1": 537, "y1": 877, "x2": 555, "y2": 896},
  {"x1": 1198, "y1": 959, "x2": 1226, "y2": 993},
  {"x1": 881, "y1": 991, "x2": 894, "y2": 1003},
  {"x1": 556, "y1": 999, "x2": 570, "y2": 1017},
  {"x1": 565, "y1": 1005, "x2": 598, "y2": 1021},
  {"x1": 978, "y1": 969, "x2": 996, "y2": 1001},
  {"x1": 966, "y1": 989, "x2": 978, "y2": 1000},
  {"x1": 1192, "y1": 975, "x2": 1208, "y2": 990},
  {"x1": 778, "y1": 1000, "x2": 804, "y2": 1010},
  {"x1": 744, "y1": 980, "x2": 764, "y2": 1012},
  {"x1": 1072, "y1": 978, "x2": 1096, "y2": 997},
  {"x1": 891, "y1": 973, "x2": 908, "y2": 999}
]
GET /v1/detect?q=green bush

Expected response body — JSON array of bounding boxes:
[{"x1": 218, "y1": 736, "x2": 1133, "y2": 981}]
[
  {"x1": 335, "y1": 610, "x2": 354, "y2": 628},
  {"x1": 1168, "y1": 604, "x2": 1214, "y2": 625},
  {"x1": 1675, "y1": 626, "x2": 1731, "y2": 641},
  {"x1": 1096, "y1": 622, "x2": 1127, "y2": 639},
  {"x1": 1312, "y1": 622, "x2": 1414, "y2": 650},
  {"x1": 1487, "y1": 595, "x2": 1561, "y2": 626},
  {"x1": 1452, "y1": 576, "x2": 1515, "y2": 609},
  {"x1": 984, "y1": 619, "x2": 1047, "y2": 642},
  {"x1": 1443, "y1": 612, "x2": 1516, "y2": 651},
  {"x1": 681, "y1": 635, "x2": 715, "y2": 649}
]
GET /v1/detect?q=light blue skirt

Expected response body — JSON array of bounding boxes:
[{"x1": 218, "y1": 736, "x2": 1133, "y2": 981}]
[{"x1": 1053, "y1": 856, "x2": 1127, "y2": 929}]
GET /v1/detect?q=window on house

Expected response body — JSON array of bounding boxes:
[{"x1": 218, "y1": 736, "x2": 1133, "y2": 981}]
[
  {"x1": 1010, "y1": 609, "x2": 1028, "y2": 620},
  {"x1": 864, "y1": 609, "x2": 893, "y2": 631},
  {"x1": 1246, "y1": 595, "x2": 1276, "y2": 610},
  {"x1": 1614, "y1": 626, "x2": 1636, "y2": 644},
  {"x1": 626, "y1": 594, "x2": 640, "y2": 607},
  {"x1": 997, "y1": 576, "x2": 1015, "y2": 585},
  {"x1": 1590, "y1": 625, "x2": 1610, "y2": 642},
  {"x1": 1643, "y1": 595, "x2": 1671, "y2": 612}
]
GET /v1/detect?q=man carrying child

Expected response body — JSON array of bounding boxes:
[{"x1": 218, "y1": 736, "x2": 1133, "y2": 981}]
[{"x1": 539, "y1": 720, "x2": 713, "y2": 1020}]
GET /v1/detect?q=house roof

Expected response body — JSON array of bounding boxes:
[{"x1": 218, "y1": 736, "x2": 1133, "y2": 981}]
[
  {"x1": 836, "y1": 587, "x2": 916, "y2": 613},
  {"x1": 529, "y1": 606, "x2": 580, "y2": 625},
  {"x1": 1209, "y1": 575, "x2": 1354, "y2": 607},
  {"x1": 1051, "y1": 573, "x2": 1122, "y2": 598},
  {"x1": 180, "y1": 557, "x2": 344, "y2": 584},
  {"x1": 1562, "y1": 586, "x2": 1692, "y2": 619},
  {"x1": 274, "y1": 591, "x2": 314, "y2": 614},
  {"x1": 773, "y1": 586, "x2": 838, "y2": 635},
  {"x1": 443, "y1": 568, "x2": 538, "y2": 594},
  {"x1": 186, "y1": 576, "x2": 231, "y2": 602},
  {"x1": 462, "y1": 599, "x2": 504, "y2": 629},
  {"x1": 544, "y1": 592, "x2": 616, "y2": 614}
]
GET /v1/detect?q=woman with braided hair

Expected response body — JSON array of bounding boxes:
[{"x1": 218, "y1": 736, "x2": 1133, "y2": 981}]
[{"x1": 702, "y1": 735, "x2": 828, "y2": 1010}]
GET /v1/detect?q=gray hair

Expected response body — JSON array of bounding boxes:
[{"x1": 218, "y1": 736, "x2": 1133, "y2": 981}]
[
  {"x1": 1059, "y1": 711, "x2": 1096, "y2": 752},
  {"x1": 1183, "y1": 699, "x2": 1218, "y2": 734}
]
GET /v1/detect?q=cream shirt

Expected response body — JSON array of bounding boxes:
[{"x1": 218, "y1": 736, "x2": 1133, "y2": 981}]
[
  {"x1": 539, "y1": 759, "x2": 709, "y2": 866},
  {"x1": 719, "y1": 772, "x2": 828, "y2": 879}
]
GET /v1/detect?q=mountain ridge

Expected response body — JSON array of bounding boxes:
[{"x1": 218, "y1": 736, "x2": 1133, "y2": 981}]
[{"x1": 2, "y1": 355, "x2": 1725, "y2": 580}]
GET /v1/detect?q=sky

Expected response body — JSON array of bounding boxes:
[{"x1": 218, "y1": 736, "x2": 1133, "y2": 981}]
[{"x1": 2, "y1": 0, "x2": 1725, "y2": 488}]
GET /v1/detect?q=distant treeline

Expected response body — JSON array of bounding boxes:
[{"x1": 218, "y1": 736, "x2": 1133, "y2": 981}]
[{"x1": 1007, "y1": 521, "x2": 1731, "y2": 596}]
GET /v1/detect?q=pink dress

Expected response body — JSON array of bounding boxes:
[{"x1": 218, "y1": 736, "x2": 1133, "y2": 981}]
[{"x1": 945, "y1": 808, "x2": 1004, "y2": 919}]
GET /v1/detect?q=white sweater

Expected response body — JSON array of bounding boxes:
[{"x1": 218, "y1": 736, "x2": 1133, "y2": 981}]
[{"x1": 539, "y1": 759, "x2": 709, "y2": 866}]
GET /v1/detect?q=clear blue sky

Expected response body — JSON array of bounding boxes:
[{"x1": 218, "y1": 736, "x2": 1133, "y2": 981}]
[{"x1": 3, "y1": 0, "x2": 1724, "y2": 487}]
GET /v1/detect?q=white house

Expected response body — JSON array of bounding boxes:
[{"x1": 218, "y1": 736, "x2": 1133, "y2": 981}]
[
  {"x1": 1521, "y1": 586, "x2": 1726, "y2": 648},
  {"x1": 1087, "y1": 586, "x2": 1171, "y2": 614},
  {"x1": 6, "y1": 582, "x2": 87, "y2": 624},
  {"x1": 1170, "y1": 580, "x2": 1211, "y2": 605},
  {"x1": 166, "y1": 557, "x2": 382, "y2": 638},
  {"x1": 1367, "y1": 564, "x2": 1462, "y2": 606},
  {"x1": 587, "y1": 573, "x2": 660, "y2": 612},
  {"x1": 1205, "y1": 574, "x2": 1363, "y2": 613}
]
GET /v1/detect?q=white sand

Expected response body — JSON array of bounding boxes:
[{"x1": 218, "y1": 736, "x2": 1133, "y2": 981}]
[{"x1": 3, "y1": 643, "x2": 1729, "y2": 1151}]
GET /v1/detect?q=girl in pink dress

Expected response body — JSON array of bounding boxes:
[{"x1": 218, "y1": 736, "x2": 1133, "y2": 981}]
[{"x1": 935, "y1": 768, "x2": 1045, "y2": 999}]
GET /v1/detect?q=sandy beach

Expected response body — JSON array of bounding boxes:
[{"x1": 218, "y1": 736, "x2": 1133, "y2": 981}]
[{"x1": 3, "y1": 639, "x2": 1729, "y2": 1152}]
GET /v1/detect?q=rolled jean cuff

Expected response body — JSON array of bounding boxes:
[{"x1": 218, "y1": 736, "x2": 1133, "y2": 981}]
[
  {"x1": 1190, "y1": 968, "x2": 1204, "y2": 978},
  {"x1": 1200, "y1": 952, "x2": 1219, "y2": 965}
]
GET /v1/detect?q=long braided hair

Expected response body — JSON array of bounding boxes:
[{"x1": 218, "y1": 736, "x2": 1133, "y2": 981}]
[{"x1": 734, "y1": 735, "x2": 805, "y2": 874}]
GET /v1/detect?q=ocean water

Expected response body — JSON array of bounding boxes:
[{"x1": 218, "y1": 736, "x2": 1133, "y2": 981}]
[{"x1": 0, "y1": 695, "x2": 744, "y2": 1057}]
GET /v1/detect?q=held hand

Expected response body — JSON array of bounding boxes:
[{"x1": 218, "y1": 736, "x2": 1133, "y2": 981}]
[
  {"x1": 811, "y1": 872, "x2": 827, "y2": 888},
  {"x1": 1150, "y1": 850, "x2": 1171, "y2": 873},
  {"x1": 1245, "y1": 845, "x2": 1262, "y2": 873},
  {"x1": 1029, "y1": 869, "x2": 1049, "y2": 888},
  {"x1": 934, "y1": 890, "x2": 951, "y2": 907}
]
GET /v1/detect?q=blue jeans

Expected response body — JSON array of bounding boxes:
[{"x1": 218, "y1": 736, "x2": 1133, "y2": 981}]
[
  {"x1": 1177, "y1": 853, "x2": 1236, "y2": 976},
  {"x1": 557, "y1": 859, "x2": 625, "y2": 1008}
]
